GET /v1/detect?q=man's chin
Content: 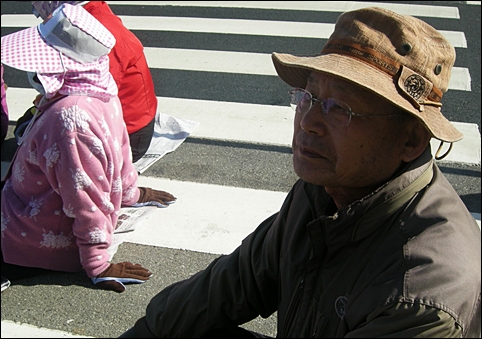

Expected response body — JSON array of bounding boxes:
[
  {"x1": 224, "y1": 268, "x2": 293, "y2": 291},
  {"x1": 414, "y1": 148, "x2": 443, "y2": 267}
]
[{"x1": 293, "y1": 162, "x2": 333, "y2": 186}]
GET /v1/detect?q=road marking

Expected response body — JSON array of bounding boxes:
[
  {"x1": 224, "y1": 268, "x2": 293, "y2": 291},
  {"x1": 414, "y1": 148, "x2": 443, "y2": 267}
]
[
  {"x1": 106, "y1": 1, "x2": 461, "y2": 18},
  {"x1": 0, "y1": 31, "x2": 471, "y2": 89},
  {"x1": 127, "y1": 177, "x2": 287, "y2": 255},
  {"x1": 0, "y1": 320, "x2": 93, "y2": 338},
  {"x1": 473, "y1": 213, "x2": 482, "y2": 229},
  {"x1": 121, "y1": 17, "x2": 467, "y2": 48},
  {"x1": 5, "y1": 88, "x2": 481, "y2": 165},
  {"x1": 0, "y1": 161, "x2": 286, "y2": 255},
  {"x1": 1, "y1": 165, "x2": 480, "y2": 256},
  {"x1": 0, "y1": 15, "x2": 468, "y2": 48},
  {"x1": 129, "y1": 177, "x2": 482, "y2": 253},
  {"x1": 429, "y1": 123, "x2": 481, "y2": 164},
  {"x1": 143, "y1": 47, "x2": 472, "y2": 91}
]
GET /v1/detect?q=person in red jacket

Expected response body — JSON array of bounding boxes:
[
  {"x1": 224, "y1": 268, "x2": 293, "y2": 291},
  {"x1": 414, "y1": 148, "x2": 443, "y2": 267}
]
[{"x1": 32, "y1": 1, "x2": 158, "y2": 163}]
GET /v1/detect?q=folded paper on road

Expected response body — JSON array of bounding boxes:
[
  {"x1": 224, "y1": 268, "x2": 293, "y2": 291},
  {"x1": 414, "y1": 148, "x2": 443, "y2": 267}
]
[
  {"x1": 108, "y1": 207, "x2": 157, "y2": 261},
  {"x1": 134, "y1": 112, "x2": 200, "y2": 173}
]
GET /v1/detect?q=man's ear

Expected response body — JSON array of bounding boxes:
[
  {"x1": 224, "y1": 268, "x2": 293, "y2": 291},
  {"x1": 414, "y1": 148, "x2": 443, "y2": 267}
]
[{"x1": 400, "y1": 120, "x2": 432, "y2": 163}]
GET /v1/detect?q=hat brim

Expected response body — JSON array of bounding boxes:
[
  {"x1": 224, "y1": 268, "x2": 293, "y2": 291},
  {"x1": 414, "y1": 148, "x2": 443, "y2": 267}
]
[
  {"x1": 2, "y1": 26, "x2": 69, "y2": 73},
  {"x1": 272, "y1": 52, "x2": 463, "y2": 143}
]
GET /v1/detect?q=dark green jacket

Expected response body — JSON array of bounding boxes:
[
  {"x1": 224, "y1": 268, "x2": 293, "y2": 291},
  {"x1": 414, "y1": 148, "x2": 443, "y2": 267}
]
[{"x1": 137, "y1": 148, "x2": 481, "y2": 337}]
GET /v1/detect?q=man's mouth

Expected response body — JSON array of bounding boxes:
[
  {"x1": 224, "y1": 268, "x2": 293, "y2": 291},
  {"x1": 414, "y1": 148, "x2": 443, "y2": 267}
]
[{"x1": 298, "y1": 145, "x2": 324, "y2": 159}]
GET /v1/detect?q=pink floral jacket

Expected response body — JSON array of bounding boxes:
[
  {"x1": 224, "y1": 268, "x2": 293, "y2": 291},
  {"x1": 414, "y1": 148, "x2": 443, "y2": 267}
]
[{"x1": 1, "y1": 95, "x2": 139, "y2": 277}]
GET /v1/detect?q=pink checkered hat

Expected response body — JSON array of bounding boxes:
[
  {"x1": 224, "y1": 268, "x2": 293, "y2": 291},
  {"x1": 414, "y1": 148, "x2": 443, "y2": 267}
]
[
  {"x1": 1, "y1": 3, "x2": 117, "y2": 98},
  {"x1": 31, "y1": 1, "x2": 86, "y2": 21}
]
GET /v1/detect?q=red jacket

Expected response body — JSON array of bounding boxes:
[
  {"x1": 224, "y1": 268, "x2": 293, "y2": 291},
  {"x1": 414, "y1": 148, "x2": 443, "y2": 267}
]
[{"x1": 84, "y1": 1, "x2": 157, "y2": 134}]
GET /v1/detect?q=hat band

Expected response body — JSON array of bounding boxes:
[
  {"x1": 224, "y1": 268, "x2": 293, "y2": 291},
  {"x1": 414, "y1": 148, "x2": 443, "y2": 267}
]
[{"x1": 321, "y1": 40, "x2": 443, "y2": 106}]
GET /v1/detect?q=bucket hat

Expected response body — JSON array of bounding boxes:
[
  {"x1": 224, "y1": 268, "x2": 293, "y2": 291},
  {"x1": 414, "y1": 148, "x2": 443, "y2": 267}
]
[
  {"x1": 272, "y1": 7, "x2": 462, "y2": 143},
  {"x1": 1, "y1": 3, "x2": 117, "y2": 98}
]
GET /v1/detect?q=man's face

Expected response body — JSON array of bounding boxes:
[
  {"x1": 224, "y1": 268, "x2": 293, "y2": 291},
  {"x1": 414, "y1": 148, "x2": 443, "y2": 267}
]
[{"x1": 292, "y1": 72, "x2": 410, "y2": 202}]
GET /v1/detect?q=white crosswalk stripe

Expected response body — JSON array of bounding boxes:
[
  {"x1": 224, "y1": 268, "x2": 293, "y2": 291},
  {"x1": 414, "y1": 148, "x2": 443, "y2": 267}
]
[
  {"x1": 107, "y1": 1, "x2": 463, "y2": 18},
  {"x1": 0, "y1": 14, "x2": 469, "y2": 48},
  {"x1": 1, "y1": 1, "x2": 480, "y2": 337},
  {"x1": 4, "y1": 87, "x2": 481, "y2": 165}
]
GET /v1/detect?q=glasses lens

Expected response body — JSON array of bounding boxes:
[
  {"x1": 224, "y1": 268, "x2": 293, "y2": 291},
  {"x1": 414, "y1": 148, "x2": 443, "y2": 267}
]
[
  {"x1": 288, "y1": 90, "x2": 298, "y2": 111},
  {"x1": 288, "y1": 89, "x2": 353, "y2": 127},
  {"x1": 324, "y1": 98, "x2": 352, "y2": 126},
  {"x1": 289, "y1": 89, "x2": 312, "y2": 113}
]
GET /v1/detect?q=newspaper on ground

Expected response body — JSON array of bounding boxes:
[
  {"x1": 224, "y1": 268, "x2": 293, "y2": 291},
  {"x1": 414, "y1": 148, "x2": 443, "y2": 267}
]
[
  {"x1": 133, "y1": 111, "x2": 200, "y2": 173},
  {"x1": 108, "y1": 206, "x2": 157, "y2": 260},
  {"x1": 114, "y1": 207, "x2": 156, "y2": 234}
]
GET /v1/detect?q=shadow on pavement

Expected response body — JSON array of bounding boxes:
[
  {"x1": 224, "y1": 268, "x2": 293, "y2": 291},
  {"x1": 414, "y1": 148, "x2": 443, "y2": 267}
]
[{"x1": 7, "y1": 271, "x2": 99, "y2": 291}]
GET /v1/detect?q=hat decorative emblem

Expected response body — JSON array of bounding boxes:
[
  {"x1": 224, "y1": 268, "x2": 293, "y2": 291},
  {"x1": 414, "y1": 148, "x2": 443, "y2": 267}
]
[{"x1": 404, "y1": 74, "x2": 426, "y2": 100}]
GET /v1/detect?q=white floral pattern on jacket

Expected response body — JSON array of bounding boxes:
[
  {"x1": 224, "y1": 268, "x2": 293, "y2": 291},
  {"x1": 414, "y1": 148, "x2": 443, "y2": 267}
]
[{"x1": 1, "y1": 95, "x2": 139, "y2": 278}]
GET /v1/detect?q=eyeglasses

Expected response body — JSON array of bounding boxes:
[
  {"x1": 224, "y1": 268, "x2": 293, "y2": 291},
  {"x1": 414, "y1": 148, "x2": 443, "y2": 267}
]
[{"x1": 288, "y1": 88, "x2": 402, "y2": 127}]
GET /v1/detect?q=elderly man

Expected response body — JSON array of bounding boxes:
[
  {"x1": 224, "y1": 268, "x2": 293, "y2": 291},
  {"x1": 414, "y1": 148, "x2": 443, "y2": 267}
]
[{"x1": 120, "y1": 7, "x2": 481, "y2": 338}]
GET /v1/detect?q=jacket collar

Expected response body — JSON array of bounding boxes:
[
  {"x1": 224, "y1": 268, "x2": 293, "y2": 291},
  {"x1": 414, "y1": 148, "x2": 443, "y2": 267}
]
[{"x1": 305, "y1": 146, "x2": 434, "y2": 243}]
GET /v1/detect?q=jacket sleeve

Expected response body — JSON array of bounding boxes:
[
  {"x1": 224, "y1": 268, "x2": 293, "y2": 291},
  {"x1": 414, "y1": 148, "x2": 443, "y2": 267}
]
[
  {"x1": 45, "y1": 129, "x2": 122, "y2": 278},
  {"x1": 345, "y1": 303, "x2": 462, "y2": 338},
  {"x1": 141, "y1": 213, "x2": 280, "y2": 337},
  {"x1": 138, "y1": 188, "x2": 297, "y2": 337}
]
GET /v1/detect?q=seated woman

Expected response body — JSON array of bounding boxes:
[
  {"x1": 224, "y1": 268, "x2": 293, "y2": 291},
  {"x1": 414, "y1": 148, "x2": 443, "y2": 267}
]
[
  {"x1": 1, "y1": 64, "x2": 8, "y2": 146},
  {"x1": 0, "y1": 3, "x2": 175, "y2": 293}
]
